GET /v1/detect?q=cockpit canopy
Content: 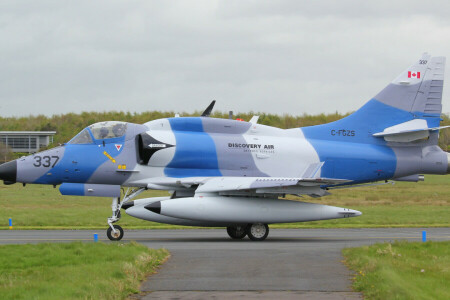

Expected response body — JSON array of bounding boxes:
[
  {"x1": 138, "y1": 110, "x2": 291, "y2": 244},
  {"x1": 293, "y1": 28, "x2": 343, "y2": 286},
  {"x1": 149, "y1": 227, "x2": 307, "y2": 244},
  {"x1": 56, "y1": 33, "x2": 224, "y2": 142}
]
[
  {"x1": 69, "y1": 121, "x2": 128, "y2": 144},
  {"x1": 90, "y1": 122, "x2": 127, "y2": 139}
]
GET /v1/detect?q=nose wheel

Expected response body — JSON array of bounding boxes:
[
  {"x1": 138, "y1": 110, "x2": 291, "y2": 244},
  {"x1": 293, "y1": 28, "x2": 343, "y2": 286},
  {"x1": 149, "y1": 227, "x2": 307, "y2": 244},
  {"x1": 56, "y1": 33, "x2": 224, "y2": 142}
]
[
  {"x1": 107, "y1": 225, "x2": 124, "y2": 241},
  {"x1": 107, "y1": 197, "x2": 122, "y2": 241},
  {"x1": 106, "y1": 188, "x2": 145, "y2": 241}
]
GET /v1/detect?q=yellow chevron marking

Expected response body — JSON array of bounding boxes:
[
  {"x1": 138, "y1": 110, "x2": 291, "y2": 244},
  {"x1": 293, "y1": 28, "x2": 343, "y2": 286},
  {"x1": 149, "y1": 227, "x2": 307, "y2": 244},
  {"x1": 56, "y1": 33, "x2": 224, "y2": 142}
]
[{"x1": 103, "y1": 151, "x2": 116, "y2": 163}]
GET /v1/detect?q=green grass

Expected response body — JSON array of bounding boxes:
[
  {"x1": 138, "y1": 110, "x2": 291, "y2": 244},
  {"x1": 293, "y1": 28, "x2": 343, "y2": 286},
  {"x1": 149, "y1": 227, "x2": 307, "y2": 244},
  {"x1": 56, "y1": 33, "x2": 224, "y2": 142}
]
[
  {"x1": 343, "y1": 241, "x2": 450, "y2": 300},
  {"x1": 0, "y1": 241, "x2": 169, "y2": 299},
  {"x1": 0, "y1": 174, "x2": 449, "y2": 229}
]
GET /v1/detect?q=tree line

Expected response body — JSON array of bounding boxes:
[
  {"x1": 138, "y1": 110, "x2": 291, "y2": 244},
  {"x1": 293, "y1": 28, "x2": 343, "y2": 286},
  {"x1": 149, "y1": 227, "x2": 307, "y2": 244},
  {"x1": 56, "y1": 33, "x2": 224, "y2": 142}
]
[{"x1": 0, "y1": 110, "x2": 449, "y2": 159}]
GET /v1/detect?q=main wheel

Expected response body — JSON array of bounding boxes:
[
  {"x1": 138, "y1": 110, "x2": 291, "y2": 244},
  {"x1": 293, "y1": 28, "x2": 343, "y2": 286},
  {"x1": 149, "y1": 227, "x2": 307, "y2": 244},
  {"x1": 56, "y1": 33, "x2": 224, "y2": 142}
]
[
  {"x1": 107, "y1": 225, "x2": 124, "y2": 241},
  {"x1": 247, "y1": 223, "x2": 269, "y2": 241},
  {"x1": 226, "y1": 226, "x2": 248, "y2": 239}
]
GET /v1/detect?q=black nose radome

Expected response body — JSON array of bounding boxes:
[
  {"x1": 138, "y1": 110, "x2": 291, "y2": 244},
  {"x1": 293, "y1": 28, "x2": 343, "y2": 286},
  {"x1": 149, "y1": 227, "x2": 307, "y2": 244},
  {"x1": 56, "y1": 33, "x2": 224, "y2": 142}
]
[
  {"x1": 0, "y1": 160, "x2": 17, "y2": 183},
  {"x1": 145, "y1": 201, "x2": 161, "y2": 214}
]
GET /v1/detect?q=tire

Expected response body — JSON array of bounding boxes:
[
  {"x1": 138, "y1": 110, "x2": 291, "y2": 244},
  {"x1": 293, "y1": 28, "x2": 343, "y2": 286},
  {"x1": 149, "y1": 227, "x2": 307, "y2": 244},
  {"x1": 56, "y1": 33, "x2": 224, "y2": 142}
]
[
  {"x1": 107, "y1": 225, "x2": 124, "y2": 241},
  {"x1": 226, "y1": 226, "x2": 248, "y2": 239},
  {"x1": 247, "y1": 223, "x2": 269, "y2": 241}
]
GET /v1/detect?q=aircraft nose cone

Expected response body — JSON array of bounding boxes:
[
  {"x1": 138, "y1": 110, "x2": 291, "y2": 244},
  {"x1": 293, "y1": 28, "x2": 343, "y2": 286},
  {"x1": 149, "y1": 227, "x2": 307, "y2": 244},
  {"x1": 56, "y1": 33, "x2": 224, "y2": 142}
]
[{"x1": 0, "y1": 160, "x2": 17, "y2": 183}]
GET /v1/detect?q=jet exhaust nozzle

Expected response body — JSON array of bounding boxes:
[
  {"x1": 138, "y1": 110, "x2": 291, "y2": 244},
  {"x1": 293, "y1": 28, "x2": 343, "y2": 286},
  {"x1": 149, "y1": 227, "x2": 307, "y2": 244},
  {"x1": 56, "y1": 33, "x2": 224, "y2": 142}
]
[{"x1": 394, "y1": 174, "x2": 425, "y2": 182}]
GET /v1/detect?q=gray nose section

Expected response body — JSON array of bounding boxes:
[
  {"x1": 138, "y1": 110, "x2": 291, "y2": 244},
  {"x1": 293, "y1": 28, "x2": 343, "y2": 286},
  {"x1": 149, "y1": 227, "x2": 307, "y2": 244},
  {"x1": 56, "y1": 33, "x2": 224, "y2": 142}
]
[{"x1": 0, "y1": 160, "x2": 17, "y2": 184}]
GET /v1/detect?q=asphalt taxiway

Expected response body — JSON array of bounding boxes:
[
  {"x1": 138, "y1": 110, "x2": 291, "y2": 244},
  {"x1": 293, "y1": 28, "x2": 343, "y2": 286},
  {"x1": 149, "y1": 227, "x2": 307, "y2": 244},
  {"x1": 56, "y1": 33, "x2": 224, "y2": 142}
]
[{"x1": 0, "y1": 228, "x2": 448, "y2": 299}]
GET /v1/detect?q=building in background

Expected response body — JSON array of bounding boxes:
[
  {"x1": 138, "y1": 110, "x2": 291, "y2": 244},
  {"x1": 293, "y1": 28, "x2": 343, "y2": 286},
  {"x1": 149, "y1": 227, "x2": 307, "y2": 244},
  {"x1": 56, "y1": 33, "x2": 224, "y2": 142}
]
[{"x1": 0, "y1": 131, "x2": 56, "y2": 153}]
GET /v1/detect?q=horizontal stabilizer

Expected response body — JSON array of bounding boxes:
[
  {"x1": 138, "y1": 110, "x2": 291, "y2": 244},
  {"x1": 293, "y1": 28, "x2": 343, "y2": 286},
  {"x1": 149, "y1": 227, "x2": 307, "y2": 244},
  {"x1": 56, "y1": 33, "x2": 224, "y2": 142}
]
[{"x1": 373, "y1": 119, "x2": 450, "y2": 142}]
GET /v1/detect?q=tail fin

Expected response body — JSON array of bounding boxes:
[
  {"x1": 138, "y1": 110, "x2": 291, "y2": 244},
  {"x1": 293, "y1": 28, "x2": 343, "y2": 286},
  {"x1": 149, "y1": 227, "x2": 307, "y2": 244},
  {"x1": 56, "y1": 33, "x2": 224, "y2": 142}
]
[
  {"x1": 302, "y1": 54, "x2": 446, "y2": 145},
  {"x1": 375, "y1": 53, "x2": 445, "y2": 119}
]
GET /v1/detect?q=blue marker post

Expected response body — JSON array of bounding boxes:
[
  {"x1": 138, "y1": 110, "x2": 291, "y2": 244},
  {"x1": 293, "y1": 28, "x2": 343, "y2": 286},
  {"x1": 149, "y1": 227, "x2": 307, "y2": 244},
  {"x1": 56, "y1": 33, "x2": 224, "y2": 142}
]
[
  {"x1": 422, "y1": 230, "x2": 427, "y2": 242},
  {"x1": 93, "y1": 233, "x2": 98, "y2": 242},
  {"x1": 9, "y1": 218, "x2": 12, "y2": 230}
]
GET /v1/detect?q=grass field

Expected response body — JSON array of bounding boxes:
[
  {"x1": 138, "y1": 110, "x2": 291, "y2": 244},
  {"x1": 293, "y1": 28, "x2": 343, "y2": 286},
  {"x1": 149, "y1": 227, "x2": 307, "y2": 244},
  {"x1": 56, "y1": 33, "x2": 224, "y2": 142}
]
[
  {"x1": 343, "y1": 241, "x2": 450, "y2": 300},
  {"x1": 0, "y1": 174, "x2": 449, "y2": 229},
  {"x1": 0, "y1": 242, "x2": 169, "y2": 299}
]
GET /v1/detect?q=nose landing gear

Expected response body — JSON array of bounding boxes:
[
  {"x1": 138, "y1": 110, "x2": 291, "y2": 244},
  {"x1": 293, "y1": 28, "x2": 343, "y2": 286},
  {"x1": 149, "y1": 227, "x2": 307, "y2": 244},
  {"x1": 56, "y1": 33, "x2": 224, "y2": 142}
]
[
  {"x1": 106, "y1": 188, "x2": 145, "y2": 241},
  {"x1": 107, "y1": 197, "x2": 123, "y2": 240}
]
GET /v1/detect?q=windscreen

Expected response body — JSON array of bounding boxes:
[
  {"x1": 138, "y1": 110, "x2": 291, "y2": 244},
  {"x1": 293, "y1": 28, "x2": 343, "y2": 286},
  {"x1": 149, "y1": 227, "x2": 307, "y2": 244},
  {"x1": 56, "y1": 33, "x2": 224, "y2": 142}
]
[{"x1": 68, "y1": 129, "x2": 93, "y2": 144}]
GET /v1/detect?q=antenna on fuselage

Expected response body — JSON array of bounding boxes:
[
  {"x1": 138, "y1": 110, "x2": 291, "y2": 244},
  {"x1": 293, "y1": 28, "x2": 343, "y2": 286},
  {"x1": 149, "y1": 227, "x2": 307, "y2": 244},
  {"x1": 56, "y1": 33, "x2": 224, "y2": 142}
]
[{"x1": 201, "y1": 100, "x2": 216, "y2": 117}]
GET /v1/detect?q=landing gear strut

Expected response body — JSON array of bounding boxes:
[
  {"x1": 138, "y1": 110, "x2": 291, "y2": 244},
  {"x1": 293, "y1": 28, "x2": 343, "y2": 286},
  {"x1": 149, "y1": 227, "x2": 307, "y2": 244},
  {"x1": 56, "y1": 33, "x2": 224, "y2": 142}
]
[{"x1": 106, "y1": 188, "x2": 145, "y2": 241}]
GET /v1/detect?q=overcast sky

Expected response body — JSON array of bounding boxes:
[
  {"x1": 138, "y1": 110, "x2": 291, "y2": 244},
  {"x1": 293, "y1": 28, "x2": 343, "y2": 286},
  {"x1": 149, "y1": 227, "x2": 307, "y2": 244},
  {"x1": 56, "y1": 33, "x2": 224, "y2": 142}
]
[{"x1": 1, "y1": 0, "x2": 450, "y2": 117}]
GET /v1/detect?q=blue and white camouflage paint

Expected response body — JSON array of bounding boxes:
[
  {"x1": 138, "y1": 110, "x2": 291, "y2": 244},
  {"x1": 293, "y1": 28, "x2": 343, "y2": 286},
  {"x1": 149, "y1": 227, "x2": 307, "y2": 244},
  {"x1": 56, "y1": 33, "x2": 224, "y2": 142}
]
[{"x1": 0, "y1": 54, "x2": 448, "y2": 240}]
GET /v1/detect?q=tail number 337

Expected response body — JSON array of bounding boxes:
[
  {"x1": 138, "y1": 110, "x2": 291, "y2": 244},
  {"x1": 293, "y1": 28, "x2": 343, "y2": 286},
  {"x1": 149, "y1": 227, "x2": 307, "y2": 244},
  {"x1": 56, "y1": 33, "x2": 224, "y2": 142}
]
[{"x1": 33, "y1": 156, "x2": 60, "y2": 168}]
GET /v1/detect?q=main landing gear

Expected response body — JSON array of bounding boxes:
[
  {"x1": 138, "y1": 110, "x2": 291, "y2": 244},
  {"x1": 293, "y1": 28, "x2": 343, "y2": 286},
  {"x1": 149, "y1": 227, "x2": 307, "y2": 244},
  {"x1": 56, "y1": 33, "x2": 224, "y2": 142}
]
[
  {"x1": 107, "y1": 188, "x2": 145, "y2": 241},
  {"x1": 226, "y1": 225, "x2": 248, "y2": 239},
  {"x1": 226, "y1": 223, "x2": 270, "y2": 241}
]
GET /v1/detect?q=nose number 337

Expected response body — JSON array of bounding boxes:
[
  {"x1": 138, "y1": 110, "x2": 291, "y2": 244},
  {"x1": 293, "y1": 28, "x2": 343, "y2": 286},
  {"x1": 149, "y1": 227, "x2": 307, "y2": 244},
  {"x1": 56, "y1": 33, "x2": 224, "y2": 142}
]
[{"x1": 33, "y1": 156, "x2": 60, "y2": 168}]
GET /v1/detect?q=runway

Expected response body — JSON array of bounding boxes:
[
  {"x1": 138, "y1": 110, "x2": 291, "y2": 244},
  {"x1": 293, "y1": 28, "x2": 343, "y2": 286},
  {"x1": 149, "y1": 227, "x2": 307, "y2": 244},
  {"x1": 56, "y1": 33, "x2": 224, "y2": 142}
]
[{"x1": 1, "y1": 228, "x2": 449, "y2": 299}]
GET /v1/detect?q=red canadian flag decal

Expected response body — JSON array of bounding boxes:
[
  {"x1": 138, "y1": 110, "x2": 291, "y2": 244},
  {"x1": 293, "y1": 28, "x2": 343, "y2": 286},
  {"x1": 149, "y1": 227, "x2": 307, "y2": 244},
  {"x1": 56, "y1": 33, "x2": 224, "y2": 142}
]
[
  {"x1": 408, "y1": 71, "x2": 420, "y2": 79},
  {"x1": 115, "y1": 144, "x2": 122, "y2": 151}
]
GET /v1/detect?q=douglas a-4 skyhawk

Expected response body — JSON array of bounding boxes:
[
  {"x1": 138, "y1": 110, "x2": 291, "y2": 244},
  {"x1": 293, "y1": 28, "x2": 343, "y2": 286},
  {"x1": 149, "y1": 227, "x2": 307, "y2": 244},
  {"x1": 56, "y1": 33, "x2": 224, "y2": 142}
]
[{"x1": 1, "y1": 54, "x2": 448, "y2": 241}]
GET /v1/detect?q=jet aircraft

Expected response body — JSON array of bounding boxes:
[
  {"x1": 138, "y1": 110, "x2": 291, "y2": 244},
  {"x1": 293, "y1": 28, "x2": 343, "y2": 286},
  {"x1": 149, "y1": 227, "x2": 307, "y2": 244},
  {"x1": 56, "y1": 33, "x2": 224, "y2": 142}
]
[{"x1": 0, "y1": 54, "x2": 448, "y2": 241}]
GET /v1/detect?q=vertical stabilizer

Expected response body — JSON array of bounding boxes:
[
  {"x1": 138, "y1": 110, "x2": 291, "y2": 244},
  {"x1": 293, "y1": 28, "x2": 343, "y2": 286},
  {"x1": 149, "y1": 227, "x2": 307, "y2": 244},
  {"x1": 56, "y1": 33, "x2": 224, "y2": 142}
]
[
  {"x1": 301, "y1": 54, "x2": 448, "y2": 182},
  {"x1": 302, "y1": 54, "x2": 446, "y2": 145},
  {"x1": 375, "y1": 53, "x2": 445, "y2": 118}
]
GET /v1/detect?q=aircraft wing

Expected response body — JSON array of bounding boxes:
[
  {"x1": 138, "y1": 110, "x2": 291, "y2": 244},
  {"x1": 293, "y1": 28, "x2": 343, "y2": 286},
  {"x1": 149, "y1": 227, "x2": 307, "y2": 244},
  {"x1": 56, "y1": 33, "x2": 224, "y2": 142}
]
[
  {"x1": 131, "y1": 175, "x2": 351, "y2": 198},
  {"x1": 194, "y1": 176, "x2": 350, "y2": 192}
]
